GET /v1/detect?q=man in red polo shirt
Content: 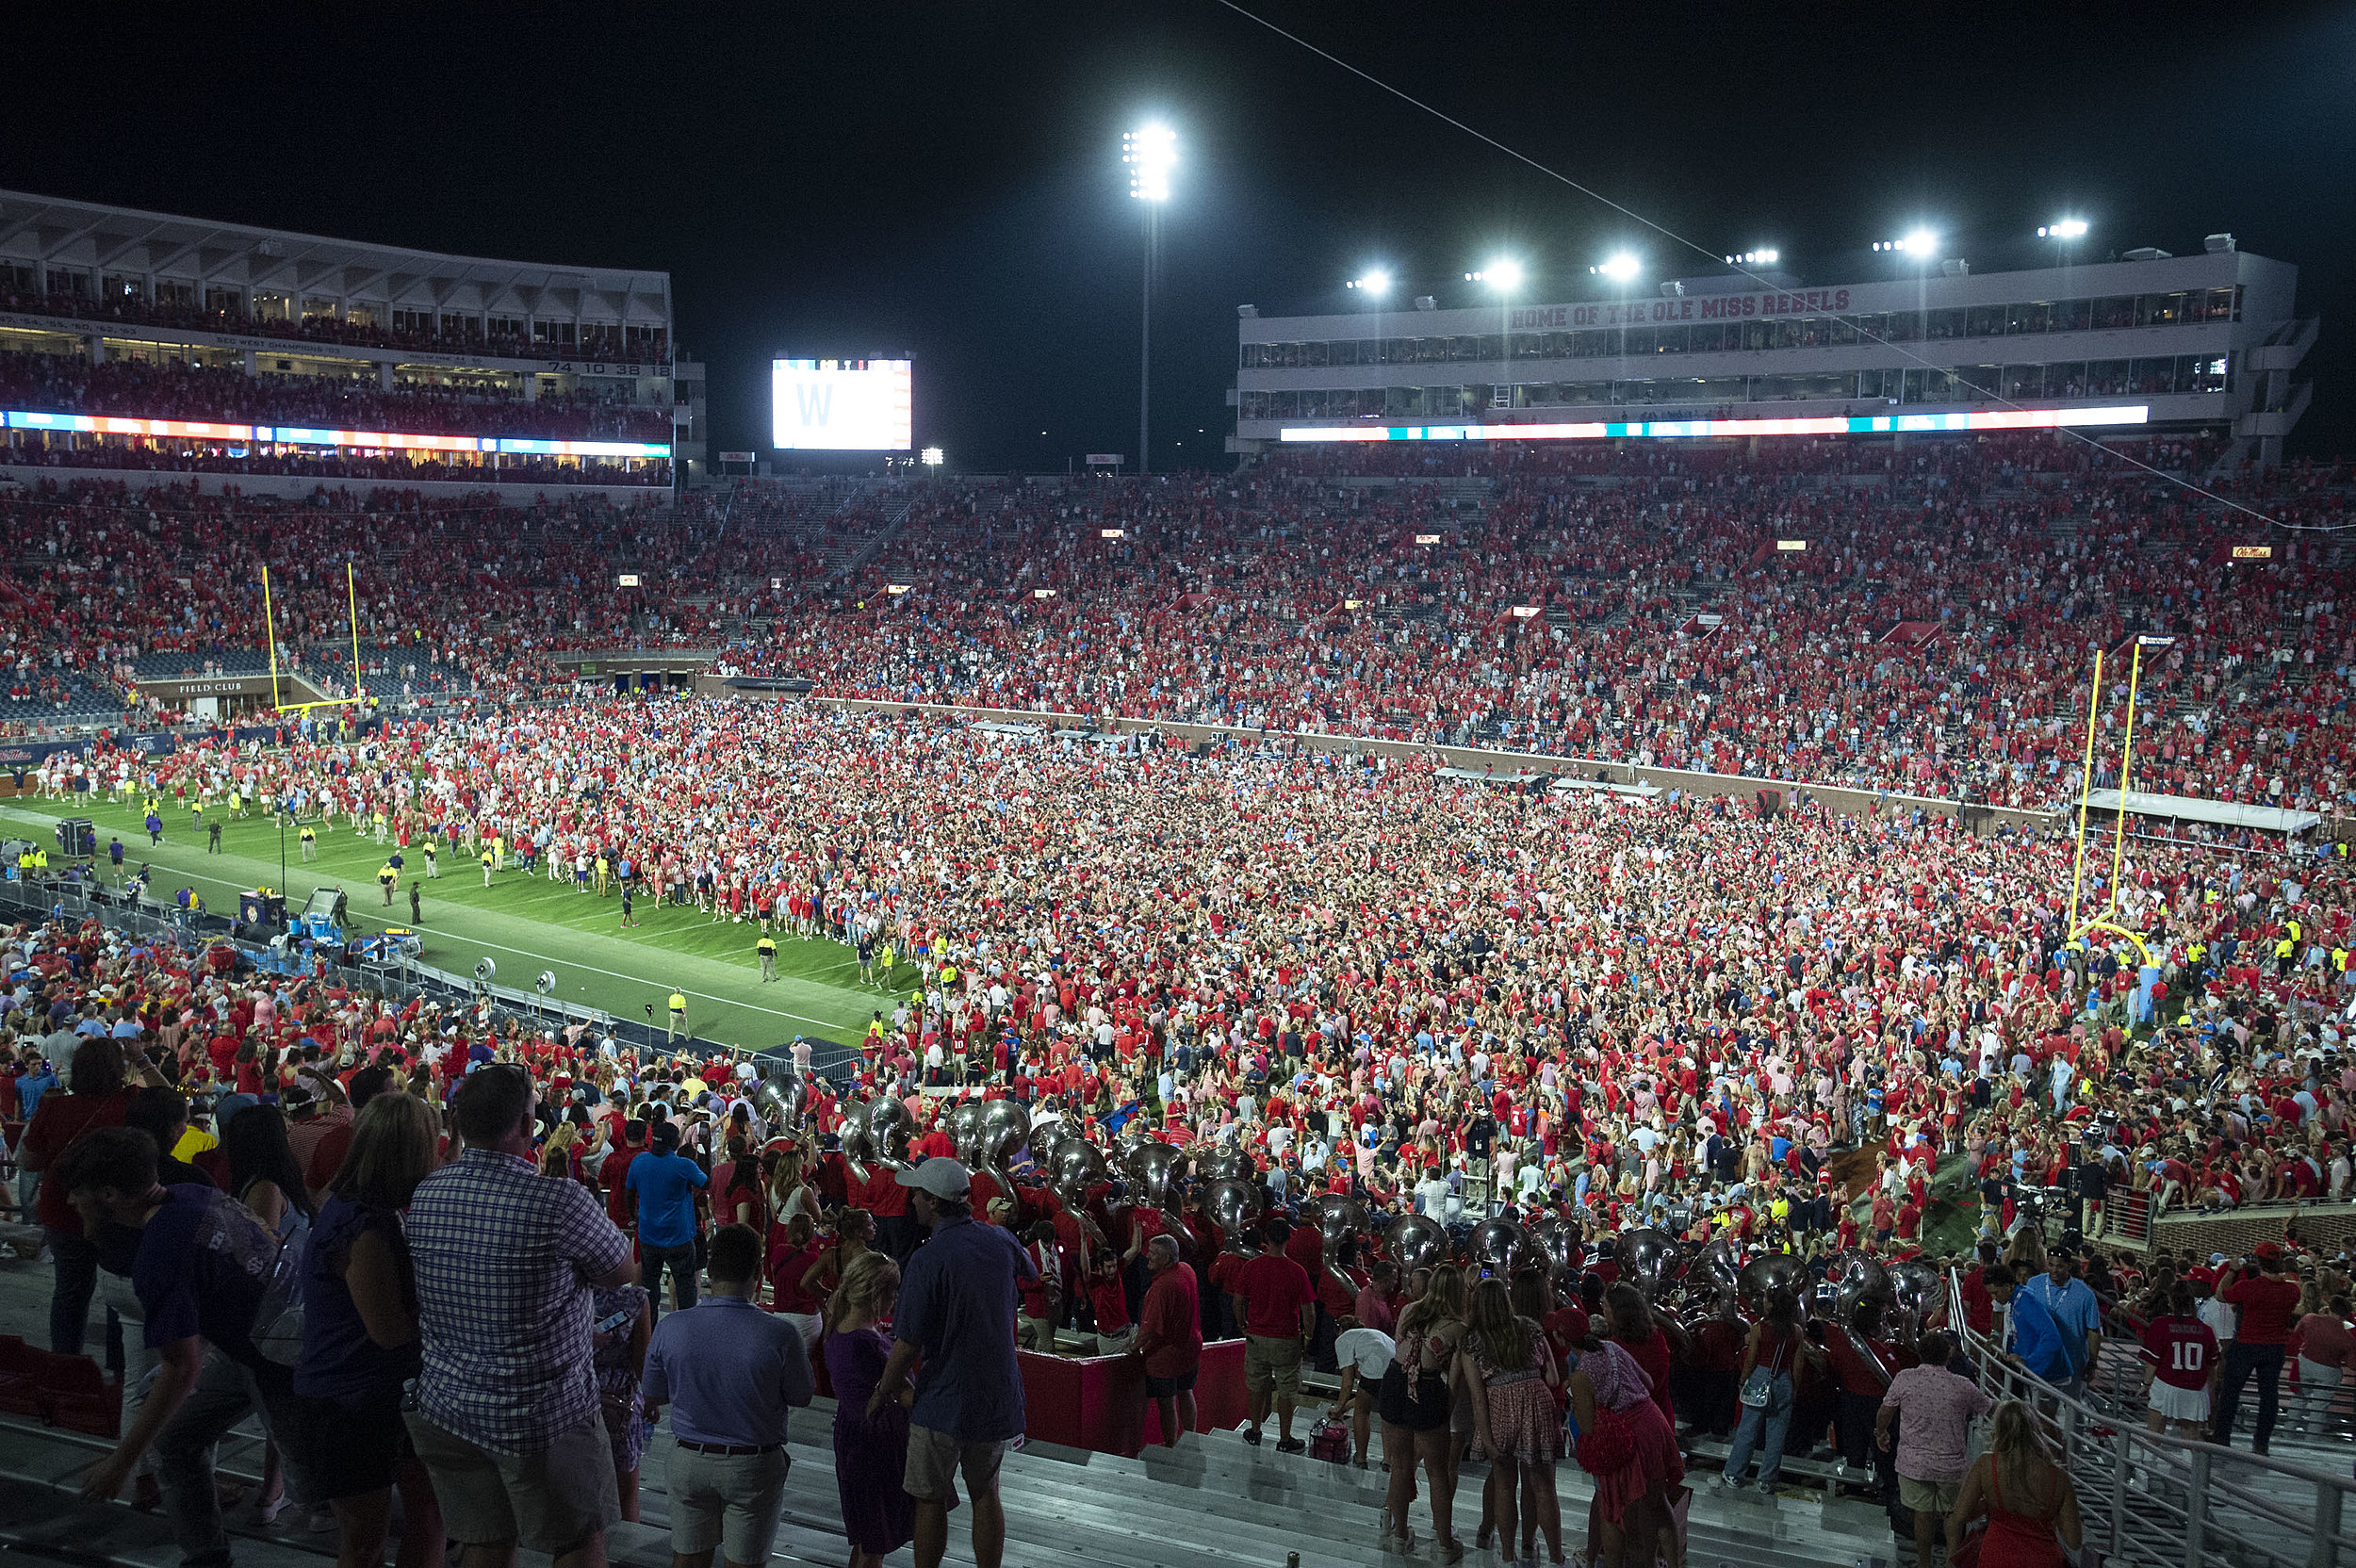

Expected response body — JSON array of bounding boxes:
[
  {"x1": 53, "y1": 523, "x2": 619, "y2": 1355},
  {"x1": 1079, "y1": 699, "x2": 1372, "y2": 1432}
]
[
  {"x1": 1131, "y1": 1233, "x2": 1203, "y2": 1448},
  {"x1": 1230, "y1": 1216, "x2": 1317, "y2": 1452}
]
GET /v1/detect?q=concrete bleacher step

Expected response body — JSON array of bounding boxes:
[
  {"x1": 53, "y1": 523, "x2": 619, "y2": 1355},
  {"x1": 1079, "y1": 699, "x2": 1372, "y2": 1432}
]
[{"x1": 0, "y1": 1396, "x2": 1902, "y2": 1568}]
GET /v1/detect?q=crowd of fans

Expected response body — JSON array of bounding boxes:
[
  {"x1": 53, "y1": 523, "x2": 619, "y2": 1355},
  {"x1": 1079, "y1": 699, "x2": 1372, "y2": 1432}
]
[
  {"x1": 752, "y1": 433, "x2": 2356, "y2": 816},
  {"x1": 0, "y1": 350, "x2": 674, "y2": 443},
  {"x1": 9, "y1": 433, "x2": 2356, "y2": 824},
  {"x1": 2, "y1": 679, "x2": 2354, "y2": 1566},
  {"x1": 0, "y1": 285, "x2": 668, "y2": 366}
]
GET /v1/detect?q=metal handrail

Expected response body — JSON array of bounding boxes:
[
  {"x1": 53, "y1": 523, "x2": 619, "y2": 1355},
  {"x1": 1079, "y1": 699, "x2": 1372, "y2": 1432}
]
[{"x1": 1949, "y1": 1270, "x2": 2356, "y2": 1568}]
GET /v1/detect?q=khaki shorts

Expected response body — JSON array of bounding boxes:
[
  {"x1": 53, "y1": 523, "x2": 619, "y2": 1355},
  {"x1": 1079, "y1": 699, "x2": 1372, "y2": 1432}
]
[
  {"x1": 1245, "y1": 1333, "x2": 1304, "y2": 1396},
  {"x1": 405, "y1": 1413, "x2": 619, "y2": 1554},
  {"x1": 1899, "y1": 1475, "x2": 1961, "y2": 1515},
  {"x1": 905, "y1": 1423, "x2": 1009, "y2": 1507},
  {"x1": 665, "y1": 1441, "x2": 790, "y2": 1565}
]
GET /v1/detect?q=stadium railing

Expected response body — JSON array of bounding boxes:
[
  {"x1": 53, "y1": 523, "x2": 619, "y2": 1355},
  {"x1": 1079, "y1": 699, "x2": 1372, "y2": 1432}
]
[{"x1": 1947, "y1": 1271, "x2": 2356, "y2": 1568}]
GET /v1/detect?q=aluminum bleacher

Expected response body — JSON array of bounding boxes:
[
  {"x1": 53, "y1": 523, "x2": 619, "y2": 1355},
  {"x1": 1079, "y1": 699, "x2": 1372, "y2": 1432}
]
[{"x1": 0, "y1": 1255, "x2": 1904, "y2": 1568}]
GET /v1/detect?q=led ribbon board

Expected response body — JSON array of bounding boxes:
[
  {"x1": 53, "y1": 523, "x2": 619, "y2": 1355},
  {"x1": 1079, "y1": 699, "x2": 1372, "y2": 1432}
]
[
  {"x1": 1278, "y1": 406, "x2": 2150, "y2": 443},
  {"x1": 1, "y1": 411, "x2": 667, "y2": 458}
]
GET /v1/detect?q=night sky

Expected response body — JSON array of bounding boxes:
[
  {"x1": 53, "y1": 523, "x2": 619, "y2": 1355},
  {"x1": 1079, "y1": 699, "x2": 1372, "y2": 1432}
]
[{"x1": 4, "y1": 2, "x2": 2351, "y2": 469}]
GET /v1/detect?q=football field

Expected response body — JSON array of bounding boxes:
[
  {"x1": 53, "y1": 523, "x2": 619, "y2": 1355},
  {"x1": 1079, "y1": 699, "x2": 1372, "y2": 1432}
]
[{"x1": 1, "y1": 793, "x2": 890, "y2": 1051}]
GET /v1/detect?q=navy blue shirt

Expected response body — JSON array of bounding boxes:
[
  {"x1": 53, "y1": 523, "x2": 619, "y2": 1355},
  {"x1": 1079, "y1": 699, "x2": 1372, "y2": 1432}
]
[
  {"x1": 135, "y1": 1184, "x2": 279, "y2": 1370},
  {"x1": 894, "y1": 1215, "x2": 1038, "y2": 1442},
  {"x1": 626, "y1": 1152, "x2": 709, "y2": 1247},
  {"x1": 294, "y1": 1195, "x2": 421, "y2": 1409}
]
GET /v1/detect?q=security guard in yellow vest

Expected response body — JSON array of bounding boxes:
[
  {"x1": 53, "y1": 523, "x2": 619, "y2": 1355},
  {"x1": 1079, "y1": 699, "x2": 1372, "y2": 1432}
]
[
  {"x1": 300, "y1": 824, "x2": 318, "y2": 862},
  {"x1": 667, "y1": 989, "x2": 688, "y2": 1039},
  {"x1": 757, "y1": 933, "x2": 778, "y2": 981}
]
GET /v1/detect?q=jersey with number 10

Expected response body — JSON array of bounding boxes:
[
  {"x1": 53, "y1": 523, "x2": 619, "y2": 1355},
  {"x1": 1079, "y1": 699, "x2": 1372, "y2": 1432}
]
[{"x1": 2140, "y1": 1315, "x2": 2218, "y2": 1391}]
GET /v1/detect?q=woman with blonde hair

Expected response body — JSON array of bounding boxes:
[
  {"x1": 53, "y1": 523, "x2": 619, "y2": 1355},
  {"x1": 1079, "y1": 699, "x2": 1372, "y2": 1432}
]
[
  {"x1": 825, "y1": 1246, "x2": 912, "y2": 1568},
  {"x1": 768, "y1": 1144, "x2": 818, "y2": 1228},
  {"x1": 1382, "y1": 1263, "x2": 1469, "y2": 1560},
  {"x1": 1947, "y1": 1400, "x2": 2082, "y2": 1568},
  {"x1": 539, "y1": 1120, "x2": 578, "y2": 1180}
]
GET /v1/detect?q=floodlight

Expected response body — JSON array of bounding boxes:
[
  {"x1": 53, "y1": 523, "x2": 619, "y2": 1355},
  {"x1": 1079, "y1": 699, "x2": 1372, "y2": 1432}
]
[
  {"x1": 1483, "y1": 258, "x2": 1524, "y2": 292},
  {"x1": 920, "y1": 446, "x2": 944, "y2": 466},
  {"x1": 1348, "y1": 269, "x2": 1393, "y2": 297},
  {"x1": 2040, "y1": 219, "x2": 2089, "y2": 239},
  {"x1": 1725, "y1": 249, "x2": 1779, "y2": 266},
  {"x1": 1592, "y1": 253, "x2": 1641, "y2": 283},
  {"x1": 1124, "y1": 123, "x2": 1177, "y2": 203}
]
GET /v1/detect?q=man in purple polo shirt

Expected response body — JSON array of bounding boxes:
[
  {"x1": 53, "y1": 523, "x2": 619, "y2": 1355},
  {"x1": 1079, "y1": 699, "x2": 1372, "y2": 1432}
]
[{"x1": 639, "y1": 1223, "x2": 812, "y2": 1568}]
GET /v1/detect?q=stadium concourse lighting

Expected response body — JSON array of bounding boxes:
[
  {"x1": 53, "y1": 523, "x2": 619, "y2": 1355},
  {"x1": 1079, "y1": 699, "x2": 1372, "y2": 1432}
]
[
  {"x1": 1590, "y1": 253, "x2": 1641, "y2": 282},
  {"x1": 1123, "y1": 122, "x2": 1176, "y2": 474},
  {"x1": 2039, "y1": 219, "x2": 2090, "y2": 239}
]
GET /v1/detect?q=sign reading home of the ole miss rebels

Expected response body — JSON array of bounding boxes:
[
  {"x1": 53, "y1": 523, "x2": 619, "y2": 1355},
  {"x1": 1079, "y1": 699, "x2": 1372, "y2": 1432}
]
[{"x1": 1509, "y1": 287, "x2": 1854, "y2": 332}]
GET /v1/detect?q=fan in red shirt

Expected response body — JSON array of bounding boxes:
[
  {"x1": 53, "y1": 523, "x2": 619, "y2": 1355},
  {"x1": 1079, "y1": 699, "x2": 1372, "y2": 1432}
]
[
  {"x1": 1129, "y1": 1234, "x2": 1203, "y2": 1447},
  {"x1": 1230, "y1": 1217, "x2": 1317, "y2": 1452},
  {"x1": 2216, "y1": 1244, "x2": 2304, "y2": 1451}
]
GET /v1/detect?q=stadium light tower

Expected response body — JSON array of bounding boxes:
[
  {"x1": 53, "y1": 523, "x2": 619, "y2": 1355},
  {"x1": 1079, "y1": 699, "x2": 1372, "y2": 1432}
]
[
  {"x1": 1124, "y1": 122, "x2": 1176, "y2": 474},
  {"x1": 1590, "y1": 253, "x2": 1642, "y2": 401},
  {"x1": 1349, "y1": 269, "x2": 1393, "y2": 408},
  {"x1": 1465, "y1": 258, "x2": 1525, "y2": 415},
  {"x1": 2039, "y1": 217, "x2": 2089, "y2": 286}
]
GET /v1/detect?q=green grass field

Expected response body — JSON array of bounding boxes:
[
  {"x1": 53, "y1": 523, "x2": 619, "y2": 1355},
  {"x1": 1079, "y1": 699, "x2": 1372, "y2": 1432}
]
[{"x1": 1, "y1": 792, "x2": 892, "y2": 1051}]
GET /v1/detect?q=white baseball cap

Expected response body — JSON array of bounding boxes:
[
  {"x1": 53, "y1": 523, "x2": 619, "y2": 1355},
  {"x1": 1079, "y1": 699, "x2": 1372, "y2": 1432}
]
[{"x1": 897, "y1": 1157, "x2": 973, "y2": 1200}]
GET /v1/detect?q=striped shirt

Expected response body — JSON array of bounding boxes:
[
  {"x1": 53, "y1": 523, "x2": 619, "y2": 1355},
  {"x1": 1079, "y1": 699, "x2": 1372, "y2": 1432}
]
[{"x1": 407, "y1": 1147, "x2": 630, "y2": 1455}]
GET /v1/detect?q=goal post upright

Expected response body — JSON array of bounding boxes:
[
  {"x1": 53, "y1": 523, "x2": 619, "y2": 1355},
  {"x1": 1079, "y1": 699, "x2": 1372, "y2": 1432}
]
[
  {"x1": 2104, "y1": 640, "x2": 2146, "y2": 923},
  {"x1": 347, "y1": 561, "x2": 364, "y2": 701},
  {"x1": 256, "y1": 561, "x2": 367, "y2": 716},
  {"x1": 2065, "y1": 647, "x2": 2104, "y2": 939}
]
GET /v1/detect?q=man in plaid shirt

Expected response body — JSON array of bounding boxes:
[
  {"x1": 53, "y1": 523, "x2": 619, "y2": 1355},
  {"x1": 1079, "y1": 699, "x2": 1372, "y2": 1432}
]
[{"x1": 404, "y1": 1065, "x2": 636, "y2": 1568}]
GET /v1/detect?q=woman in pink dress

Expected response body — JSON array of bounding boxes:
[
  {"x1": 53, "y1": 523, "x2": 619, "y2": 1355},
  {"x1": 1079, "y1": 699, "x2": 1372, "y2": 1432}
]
[
  {"x1": 1458, "y1": 1278, "x2": 1563, "y2": 1567},
  {"x1": 1571, "y1": 1332, "x2": 1686, "y2": 1568}
]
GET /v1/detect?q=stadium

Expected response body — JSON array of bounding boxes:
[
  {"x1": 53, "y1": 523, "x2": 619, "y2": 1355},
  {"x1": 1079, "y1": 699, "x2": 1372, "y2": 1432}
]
[{"x1": 0, "y1": 12, "x2": 2351, "y2": 1568}]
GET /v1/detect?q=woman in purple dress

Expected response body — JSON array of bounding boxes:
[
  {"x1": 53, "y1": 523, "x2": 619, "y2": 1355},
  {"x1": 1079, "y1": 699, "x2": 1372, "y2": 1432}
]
[{"x1": 824, "y1": 1251, "x2": 916, "y2": 1568}]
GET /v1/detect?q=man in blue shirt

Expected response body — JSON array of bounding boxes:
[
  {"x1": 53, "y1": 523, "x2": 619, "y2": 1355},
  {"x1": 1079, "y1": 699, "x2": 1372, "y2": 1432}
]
[
  {"x1": 869, "y1": 1158, "x2": 1036, "y2": 1568},
  {"x1": 627, "y1": 1122, "x2": 709, "y2": 1318},
  {"x1": 1996, "y1": 1251, "x2": 2103, "y2": 1395},
  {"x1": 641, "y1": 1224, "x2": 810, "y2": 1568}
]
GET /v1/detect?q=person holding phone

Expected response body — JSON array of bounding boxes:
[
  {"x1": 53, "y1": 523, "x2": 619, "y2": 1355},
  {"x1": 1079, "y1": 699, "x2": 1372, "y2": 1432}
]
[{"x1": 591, "y1": 1282, "x2": 653, "y2": 1521}]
